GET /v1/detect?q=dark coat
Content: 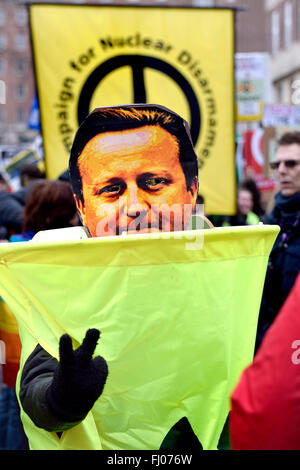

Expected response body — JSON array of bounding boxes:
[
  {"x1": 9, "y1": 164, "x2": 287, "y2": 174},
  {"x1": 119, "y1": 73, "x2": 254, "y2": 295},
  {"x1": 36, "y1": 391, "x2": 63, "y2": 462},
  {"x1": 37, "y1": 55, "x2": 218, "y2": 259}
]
[
  {"x1": 256, "y1": 191, "x2": 300, "y2": 347},
  {"x1": 0, "y1": 191, "x2": 23, "y2": 237}
]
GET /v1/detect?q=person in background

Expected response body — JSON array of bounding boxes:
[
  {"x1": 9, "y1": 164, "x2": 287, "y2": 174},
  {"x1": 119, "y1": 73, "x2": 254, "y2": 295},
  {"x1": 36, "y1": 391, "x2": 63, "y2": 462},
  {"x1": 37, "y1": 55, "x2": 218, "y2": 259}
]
[
  {"x1": 242, "y1": 178, "x2": 265, "y2": 219},
  {"x1": 12, "y1": 163, "x2": 45, "y2": 207},
  {"x1": 256, "y1": 131, "x2": 300, "y2": 350},
  {"x1": 222, "y1": 182, "x2": 261, "y2": 227},
  {"x1": 10, "y1": 180, "x2": 79, "y2": 242},
  {"x1": 0, "y1": 172, "x2": 23, "y2": 240}
]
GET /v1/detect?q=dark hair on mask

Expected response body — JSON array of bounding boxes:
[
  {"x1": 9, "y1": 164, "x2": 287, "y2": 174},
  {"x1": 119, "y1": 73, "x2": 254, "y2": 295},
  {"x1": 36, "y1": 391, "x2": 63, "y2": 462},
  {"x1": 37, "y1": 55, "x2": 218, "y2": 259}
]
[{"x1": 69, "y1": 104, "x2": 198, "y2": 205}]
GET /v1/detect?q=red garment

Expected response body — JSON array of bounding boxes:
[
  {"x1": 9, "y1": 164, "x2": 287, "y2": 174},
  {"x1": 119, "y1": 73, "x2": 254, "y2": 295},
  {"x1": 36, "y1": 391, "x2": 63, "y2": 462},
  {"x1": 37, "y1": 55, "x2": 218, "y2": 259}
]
[
  {"x1": 0, "y1": 300, "x2": 22, "y2": 387},
  {"x1": 230, "y1": 274, "x2": 300, "y2": 450}
]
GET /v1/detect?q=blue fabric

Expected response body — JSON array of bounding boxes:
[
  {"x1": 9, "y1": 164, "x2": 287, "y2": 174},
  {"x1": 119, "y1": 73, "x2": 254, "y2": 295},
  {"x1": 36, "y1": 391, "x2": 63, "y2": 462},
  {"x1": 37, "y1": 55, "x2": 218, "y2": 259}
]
[
  {"x1": 265, "y1": 192, "x2": 300, "y2": 227},
  {"x1": 263, "y1": 192, "x2": 300, "y2": 298},
  {"x1": 268, "y1": 191, "x2": 300, "y2": 215},
  {"x1": 9, "y1": 231, "x2": 35, "y2": 243},
  {"x1": 0, "y1": 386, "x2": 28, "y2": 450}
]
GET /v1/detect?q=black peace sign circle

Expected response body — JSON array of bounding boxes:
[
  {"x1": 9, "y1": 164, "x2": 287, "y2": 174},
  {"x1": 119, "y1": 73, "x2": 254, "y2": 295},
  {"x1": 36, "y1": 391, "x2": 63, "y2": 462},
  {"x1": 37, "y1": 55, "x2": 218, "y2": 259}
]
[{"x1": 77, "y1": 55, "x2": 201, "y2": 146}]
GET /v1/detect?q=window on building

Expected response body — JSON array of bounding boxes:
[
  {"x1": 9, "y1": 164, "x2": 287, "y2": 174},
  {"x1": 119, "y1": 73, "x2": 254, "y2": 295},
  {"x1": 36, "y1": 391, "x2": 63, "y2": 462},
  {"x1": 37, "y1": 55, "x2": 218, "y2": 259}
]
[
  {"x1": 0, "y1": 58, "x2": 6, "y2": 75},
  {"x1": 284, "y1": 2, "x2": 293, "y2": 49},
  {"x1": 15, "y1": 83, "x2": 27, "y2": 101},
  {"x1": 15, "y1": 7, "x2": 27, "y2": 26},
  {"x1": 298, "y1": 0, "x2": 300, "y2": 39},
  {"x1": 271, "y1": 10, "x2": 280, "y2": 54},
  {"x1": 0, "y1": 108, "x2": 6, "y2": 124},
  {"x1": 0, "y1": 9, "x2": 6, "y2": 27},
  {"x1": 16, "y1": 108, "x2": 26, "y2": 123},
  {"x1": 16, "y1": 58, "x2": 27, "y2": 76},
  {"x1": 15, "y1": 34, "x2": 27, "y2": 52},
  {"x1": 0, "y1": 34, "x2": 7, "y2": 50}
]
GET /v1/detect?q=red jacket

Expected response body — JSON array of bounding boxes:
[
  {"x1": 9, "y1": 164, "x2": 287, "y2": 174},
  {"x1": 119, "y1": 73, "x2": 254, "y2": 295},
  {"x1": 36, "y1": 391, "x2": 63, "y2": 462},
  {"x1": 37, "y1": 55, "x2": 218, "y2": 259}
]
[
  {"x1": 230, "y1": 273, "x2": 300, "y2": 450},
  {"x1": 0, "y1": 298, "x2": 21, "y2": 388}
]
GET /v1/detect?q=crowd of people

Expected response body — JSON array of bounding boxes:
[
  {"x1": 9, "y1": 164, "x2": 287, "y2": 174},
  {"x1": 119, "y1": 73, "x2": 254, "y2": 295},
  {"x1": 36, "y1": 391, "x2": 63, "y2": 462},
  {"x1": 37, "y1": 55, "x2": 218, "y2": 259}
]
[
  {"x1": 0, "y1": 165, "x2": 80, "y2": 450},
  {"x1": 0, "y1": 106, "x2": 299, "y2": 451}
]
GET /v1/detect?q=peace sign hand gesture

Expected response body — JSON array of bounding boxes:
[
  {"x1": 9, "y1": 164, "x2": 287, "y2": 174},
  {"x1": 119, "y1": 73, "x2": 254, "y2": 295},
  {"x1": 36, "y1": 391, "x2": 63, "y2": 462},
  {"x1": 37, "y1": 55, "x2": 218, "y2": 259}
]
[{"x1": 46, "y1": 329, "x2": 108, "y2": 423}]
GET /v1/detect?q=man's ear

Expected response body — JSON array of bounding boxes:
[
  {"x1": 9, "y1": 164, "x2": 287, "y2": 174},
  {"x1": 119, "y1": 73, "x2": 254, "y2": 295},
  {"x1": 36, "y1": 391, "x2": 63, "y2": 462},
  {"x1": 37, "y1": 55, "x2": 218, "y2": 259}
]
[{"x1": 74, "y1": 194, "x2": 86, "y2": 226}]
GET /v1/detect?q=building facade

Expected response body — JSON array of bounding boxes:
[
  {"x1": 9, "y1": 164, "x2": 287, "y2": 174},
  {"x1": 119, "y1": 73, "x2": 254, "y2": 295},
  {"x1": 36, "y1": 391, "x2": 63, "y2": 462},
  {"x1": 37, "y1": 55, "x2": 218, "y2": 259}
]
[
  {"x1": 0, "y1": 0, "x2": 275, "y2": 151},
  {"x1": 0, "y1": 0, "x2": 215, "y2": 150},
  {"x1": 214, "y1": 0, "x2": 268, "y2": 53},
  {"x1": 265, "y1": 0, "x2": 300, "y2": 104},
  {"x1": 0, "y1": 0, "x2": 37, "y2": 147}
]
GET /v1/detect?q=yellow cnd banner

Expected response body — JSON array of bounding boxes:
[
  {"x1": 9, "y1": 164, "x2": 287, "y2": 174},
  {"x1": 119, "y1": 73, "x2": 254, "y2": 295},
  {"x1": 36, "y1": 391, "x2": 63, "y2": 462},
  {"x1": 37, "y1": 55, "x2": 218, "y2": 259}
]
[
  {"x1": 29, "y1": 4, "x2": 236, "y2": 215},
  {"x1": 0, "y1": 226, "x2": 279, "y2": 450}
]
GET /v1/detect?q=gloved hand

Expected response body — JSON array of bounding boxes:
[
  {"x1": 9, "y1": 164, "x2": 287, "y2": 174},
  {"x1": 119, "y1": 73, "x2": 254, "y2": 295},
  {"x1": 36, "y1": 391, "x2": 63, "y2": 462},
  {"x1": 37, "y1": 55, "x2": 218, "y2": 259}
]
[{"x1": 46, "y1": 328, "x2": 108, "y2": 423}]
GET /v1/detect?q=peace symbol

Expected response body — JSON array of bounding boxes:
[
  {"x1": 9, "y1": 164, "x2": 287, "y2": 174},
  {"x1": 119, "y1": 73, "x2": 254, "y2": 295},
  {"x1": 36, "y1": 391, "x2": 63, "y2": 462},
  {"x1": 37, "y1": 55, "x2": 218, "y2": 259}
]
[{"x1": 77, "y1": 55, "x2": 201, "y2": 146}]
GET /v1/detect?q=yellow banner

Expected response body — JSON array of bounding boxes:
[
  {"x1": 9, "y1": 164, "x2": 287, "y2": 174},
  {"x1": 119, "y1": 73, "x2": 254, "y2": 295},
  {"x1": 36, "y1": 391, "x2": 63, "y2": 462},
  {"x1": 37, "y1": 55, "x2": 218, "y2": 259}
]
[
  {"x1": 0, "y1": 226, "x2": 279, "y2": 449},
  {"x1": 29, "y1": 5, "x2": 235, "y2": 215}
]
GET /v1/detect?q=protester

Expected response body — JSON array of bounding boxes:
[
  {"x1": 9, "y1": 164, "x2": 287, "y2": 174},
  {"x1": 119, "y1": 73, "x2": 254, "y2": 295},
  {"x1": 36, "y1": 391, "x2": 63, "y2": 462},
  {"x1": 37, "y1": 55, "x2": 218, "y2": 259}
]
[
  {"x1": 0, "y1": 172, "x2": 23, "y2": 240},
  {"x1": 0, "y1": 172, "x2": 11, "y2": 193},
  {"x1": 10, "y1": 179, "x2": 79, "y2": 242},
  {"x1": 12, "y1": 163, "x2": 45, "y2": 206},
  {"x1": 222, "y1": 182, "x2": 261, "y2": 227},
  {"x1": 230, "y1": 273, "x2": 300, "y2": 450},
  {"x1": 18, "y1": 104, "x2": 204, "y2": 450},
  {"x1": 256, "y1": 131, "x2": 300, "y2": 349},
  {"x1": 242, "y1": 178, "x2": 265, "y2": 218}
]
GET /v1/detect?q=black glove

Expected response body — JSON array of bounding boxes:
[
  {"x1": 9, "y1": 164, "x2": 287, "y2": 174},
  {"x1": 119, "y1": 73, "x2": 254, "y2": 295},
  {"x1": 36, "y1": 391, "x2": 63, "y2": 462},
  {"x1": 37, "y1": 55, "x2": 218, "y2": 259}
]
[{"x1": 46, "y1": 328, "x2": 108, "y2": 424}]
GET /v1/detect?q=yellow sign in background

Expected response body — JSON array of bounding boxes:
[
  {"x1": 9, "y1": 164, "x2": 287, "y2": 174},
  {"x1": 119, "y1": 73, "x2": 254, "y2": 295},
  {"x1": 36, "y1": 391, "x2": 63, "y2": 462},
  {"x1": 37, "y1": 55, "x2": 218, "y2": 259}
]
[{"x1": 29, "y1": 5, "x2": 235, "y2": 214}]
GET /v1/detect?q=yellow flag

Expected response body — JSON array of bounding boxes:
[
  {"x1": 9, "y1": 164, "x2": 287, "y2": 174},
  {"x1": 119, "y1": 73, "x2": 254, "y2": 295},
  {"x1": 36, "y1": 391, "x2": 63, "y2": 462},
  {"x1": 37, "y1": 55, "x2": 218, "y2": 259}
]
[
  {"x1": 29, "y1": 4, "x2": 235, "y2": 214},
  {"x1": 0, "y1": 226, "x2": 279, "y2": 450}
]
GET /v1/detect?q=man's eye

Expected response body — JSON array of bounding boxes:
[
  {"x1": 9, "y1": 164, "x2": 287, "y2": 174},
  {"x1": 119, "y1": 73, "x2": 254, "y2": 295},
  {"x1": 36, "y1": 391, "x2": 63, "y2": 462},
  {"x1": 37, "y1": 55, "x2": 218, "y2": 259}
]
[
  {"x1": 104, "y1": 184, "x2": 122, "y2": 193},
  {"x1": 97, "y1": 183, "x2": 124, "y2": 195},
  {"x1": 145, "y1": 177, "x2": 167, "y2": 187}
]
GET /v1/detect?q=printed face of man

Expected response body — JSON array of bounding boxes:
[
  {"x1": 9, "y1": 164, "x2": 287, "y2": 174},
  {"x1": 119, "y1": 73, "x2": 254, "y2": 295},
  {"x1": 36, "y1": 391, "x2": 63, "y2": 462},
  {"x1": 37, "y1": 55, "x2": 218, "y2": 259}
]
[
  {"x1": 75, "y1": 125, "x2": 197, "y2": 237},
  {"x1": 274, "y1": 144, "x2": 300, "y2": 197}
]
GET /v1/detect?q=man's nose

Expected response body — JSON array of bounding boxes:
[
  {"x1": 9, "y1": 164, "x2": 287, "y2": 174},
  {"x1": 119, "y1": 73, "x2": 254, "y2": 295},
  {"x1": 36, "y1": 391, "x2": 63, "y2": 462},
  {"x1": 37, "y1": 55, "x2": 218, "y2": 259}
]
[
  {"x1": 278, "y1": 161, "x2": 287, "y2": 173},
  {"x1": 126, "y1": 185, "x2": 148, "y2": 217}
]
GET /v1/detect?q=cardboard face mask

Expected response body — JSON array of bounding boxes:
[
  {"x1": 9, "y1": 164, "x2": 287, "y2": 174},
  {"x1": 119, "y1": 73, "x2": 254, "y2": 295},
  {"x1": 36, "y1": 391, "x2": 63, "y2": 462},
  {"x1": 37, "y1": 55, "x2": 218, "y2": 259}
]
[{"x1": 69, "y1": 104, "x2": 199, "y2": 237}]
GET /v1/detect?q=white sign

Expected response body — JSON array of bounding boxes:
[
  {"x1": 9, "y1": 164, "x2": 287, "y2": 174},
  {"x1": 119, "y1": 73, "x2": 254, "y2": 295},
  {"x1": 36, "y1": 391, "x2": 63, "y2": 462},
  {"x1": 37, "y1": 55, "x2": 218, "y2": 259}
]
[
  {"x1": 263, "y1": 104, "x2": 300, "y2": 127},
  {"x1": 235, "y1": 53, "x2": 272, "y2": 121}
]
